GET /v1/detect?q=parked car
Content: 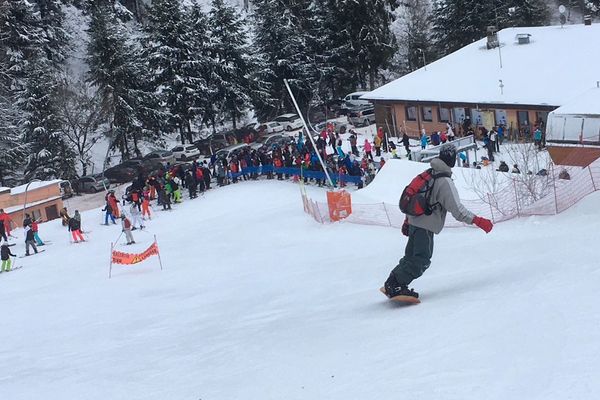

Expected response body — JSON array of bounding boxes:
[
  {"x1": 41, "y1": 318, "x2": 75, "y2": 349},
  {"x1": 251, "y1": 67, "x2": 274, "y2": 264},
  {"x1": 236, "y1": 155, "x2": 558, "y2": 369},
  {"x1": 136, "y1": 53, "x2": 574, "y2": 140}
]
[
  {"x1": 171, "y1": 144, "x2": 201, "y2": 161},
  {"x1": 59, "y1": 180, "x2": 74, "y2": 199},
  {"x1": 313, "y1": 121, "x2": 347, "y2": 135},
  {"x1": 143, "y1": 150, "x2": 175, "y2": 165},
  {"x1": 74, "y1": 174, "x2": 110, "y2": 193},
  {"x1": 273, "y1": 114, "x2": 303, "y2": 131},
  {"x1": 250, "y1": 133, "x2": 285, "y2": 151},
  {"x1": 215, "y1": 143, "x2": 250, "y2": 160},
  {"x1": 120, "y1": 158, "x2": 163, "y2": 172},
  {"x1": 348, "y1": 107, "x2": 375, "y2": 127},
  {"x1": 103, "y1": 164, "x2": 137, "y2": 183},
  {"x1": 343, "y1": 91, "x2": 371, "y2": 108},
  {"x1": 255, "y1": 122, "x2": 284, "y2": 135}
]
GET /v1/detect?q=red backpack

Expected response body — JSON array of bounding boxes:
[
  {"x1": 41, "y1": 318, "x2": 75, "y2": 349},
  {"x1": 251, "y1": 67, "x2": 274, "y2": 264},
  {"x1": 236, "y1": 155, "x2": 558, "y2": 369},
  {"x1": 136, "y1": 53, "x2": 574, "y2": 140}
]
[{"x1": 399, "y1": 169, "x2": 450, "y2": 216}]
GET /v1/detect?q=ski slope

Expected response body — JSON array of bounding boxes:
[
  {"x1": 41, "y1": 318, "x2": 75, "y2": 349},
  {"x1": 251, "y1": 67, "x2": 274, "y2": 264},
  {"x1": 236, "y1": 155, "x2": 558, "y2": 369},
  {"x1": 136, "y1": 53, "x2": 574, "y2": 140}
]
[{"x1": 1, "y1": 179, "x2": 600, "y2": 399}]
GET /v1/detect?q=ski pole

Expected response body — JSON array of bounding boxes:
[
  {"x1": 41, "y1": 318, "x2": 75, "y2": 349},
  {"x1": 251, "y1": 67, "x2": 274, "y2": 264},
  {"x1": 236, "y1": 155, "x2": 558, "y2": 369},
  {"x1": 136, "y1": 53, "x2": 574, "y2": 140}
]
[{"x1": 114, "y1": 230, "x2": 124, "y2": 245}]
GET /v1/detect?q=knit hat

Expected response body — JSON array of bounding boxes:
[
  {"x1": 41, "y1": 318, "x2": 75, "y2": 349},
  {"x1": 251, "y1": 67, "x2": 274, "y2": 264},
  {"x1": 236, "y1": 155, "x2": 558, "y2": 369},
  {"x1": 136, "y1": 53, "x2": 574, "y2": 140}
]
[{"x1": 438, "y1": 144, "x2": 457, "y2": 168}]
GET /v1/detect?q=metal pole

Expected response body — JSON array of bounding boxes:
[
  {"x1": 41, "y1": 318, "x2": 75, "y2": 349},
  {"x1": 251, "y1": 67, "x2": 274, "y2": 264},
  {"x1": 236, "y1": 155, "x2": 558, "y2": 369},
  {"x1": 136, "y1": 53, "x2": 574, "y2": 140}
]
[
  {"x1": 283, "y1": 79, "x2": 335, "y2": 188},
  {"x1": 22, "y1": 179, "x2": 41, "y2": 225}
]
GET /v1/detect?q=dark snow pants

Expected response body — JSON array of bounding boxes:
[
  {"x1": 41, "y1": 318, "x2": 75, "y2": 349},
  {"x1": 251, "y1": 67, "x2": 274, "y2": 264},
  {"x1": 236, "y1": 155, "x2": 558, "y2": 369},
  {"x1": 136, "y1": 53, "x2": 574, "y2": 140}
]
[{"x1": 391, "y1": 225, "x2": 434, "y2": 286}]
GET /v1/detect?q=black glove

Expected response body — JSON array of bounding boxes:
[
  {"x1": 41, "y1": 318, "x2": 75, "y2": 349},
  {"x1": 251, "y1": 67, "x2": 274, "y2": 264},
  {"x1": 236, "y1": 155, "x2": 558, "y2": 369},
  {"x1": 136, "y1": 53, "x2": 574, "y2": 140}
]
[{"x1": 402, "y1": 217, "x2": 409, "y2": 237}]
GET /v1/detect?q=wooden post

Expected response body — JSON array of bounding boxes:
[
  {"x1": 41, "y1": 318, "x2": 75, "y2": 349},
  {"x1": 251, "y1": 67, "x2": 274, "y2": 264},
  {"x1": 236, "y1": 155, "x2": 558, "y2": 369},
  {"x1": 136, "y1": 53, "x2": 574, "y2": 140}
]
[
  {"x1": 551, "y1": 163, "x2": 559, "y2": 214},
  {"x1": 513, "y1": 179, "x2": 520, "y2": 217},
  {"x1": 590, "y1": 166, "x2": 597, "y2": 191},
  {"x1": 154, "y1": 235, "x2": 163, "y2": 271},
  {"x1": 487, "y1": 193, "x2": 495, "y2": 222},
  {"x1": 382, "y1": 203, "x2": 392, "y2": 227}
]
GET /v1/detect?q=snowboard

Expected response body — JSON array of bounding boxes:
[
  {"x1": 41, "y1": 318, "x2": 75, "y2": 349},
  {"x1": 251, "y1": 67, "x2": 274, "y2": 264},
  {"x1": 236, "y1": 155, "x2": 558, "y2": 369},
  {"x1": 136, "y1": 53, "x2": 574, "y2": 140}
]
[
  {"x1": 379, "y1": 287, "x2": 421, "y2": 304},
  {"x1": 19, "y1": 249, "x2": 46, "y2": 258}
]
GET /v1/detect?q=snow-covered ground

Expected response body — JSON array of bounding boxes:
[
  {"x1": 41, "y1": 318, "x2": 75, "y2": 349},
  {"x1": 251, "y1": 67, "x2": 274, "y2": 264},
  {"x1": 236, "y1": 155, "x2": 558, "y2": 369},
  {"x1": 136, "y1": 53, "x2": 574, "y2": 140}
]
[{"x1": 2, "y1": 162, "x2": 600, "y2": 399}]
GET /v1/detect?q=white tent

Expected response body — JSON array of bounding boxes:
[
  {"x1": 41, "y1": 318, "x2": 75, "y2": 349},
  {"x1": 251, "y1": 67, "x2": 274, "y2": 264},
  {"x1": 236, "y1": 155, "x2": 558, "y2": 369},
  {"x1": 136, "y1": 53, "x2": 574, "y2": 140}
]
[{"x1": 546, "y1": 87, "x2": 600, "y2": 145}]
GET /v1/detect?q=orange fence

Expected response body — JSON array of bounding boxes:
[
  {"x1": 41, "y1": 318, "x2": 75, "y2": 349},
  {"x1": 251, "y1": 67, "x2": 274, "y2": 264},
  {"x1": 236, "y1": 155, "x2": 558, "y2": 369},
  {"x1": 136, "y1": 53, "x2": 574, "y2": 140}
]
[{"x1": 302, "y1": 160, "x2": 600, "y2": 229}]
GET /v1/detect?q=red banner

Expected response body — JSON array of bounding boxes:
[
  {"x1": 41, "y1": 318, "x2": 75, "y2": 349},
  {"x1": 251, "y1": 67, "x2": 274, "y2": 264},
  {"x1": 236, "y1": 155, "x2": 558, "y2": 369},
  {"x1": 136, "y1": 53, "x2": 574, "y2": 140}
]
[{"x1": 111, "y1": 241, "x2": 160, "y2": 265}]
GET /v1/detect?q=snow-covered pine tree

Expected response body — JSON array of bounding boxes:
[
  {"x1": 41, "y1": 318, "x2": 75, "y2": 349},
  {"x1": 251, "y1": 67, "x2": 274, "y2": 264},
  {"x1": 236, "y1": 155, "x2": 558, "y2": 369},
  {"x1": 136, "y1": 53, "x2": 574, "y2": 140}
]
[
  {"x1": 506, "y1": 0, "x2": 549, "y2": 26},
  {"x1": 87, "y1": 3, "x2": 161, "y2": 161},
  {"x1": 401, "y1": 0, "x2": 436, "y2": 73},
  {"x1": 35, "y1": 0, "x2": 70, "y2": 64},
  {"x1": 313, "y1": 0, "x2": 397, "y2": 93},
  {"x1": 143, "y1": 0, "x2": 205, "y2": 144},
  {"x1": 208, "y1": 0, "x2": 254, "y2": 130},
  {"x1": 1, "y1": 0, "x2": 74, "y2": 181},
  {"x1": 251, "y1": 0, "x2": 315, "y2": 119},
  {"x1": 433, "y1": 0, "x2": 499, "y2": 56},
  {"x1": 21, "y1": 57, "x2": 78, "y2": 181},
  {"x1": 585, "y1": 0, "x2": 600, "y2": 16}
]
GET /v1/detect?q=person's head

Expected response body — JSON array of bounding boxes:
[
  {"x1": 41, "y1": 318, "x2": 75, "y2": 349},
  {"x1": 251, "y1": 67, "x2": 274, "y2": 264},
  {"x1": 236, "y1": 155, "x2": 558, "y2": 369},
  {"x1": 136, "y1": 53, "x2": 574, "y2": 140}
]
[
  {"x1": 0, "y1": 209, "x2": 4, "y2": 213},
  {"x1": 438, "y1": 144, "x2": 457, "y2": 168}
]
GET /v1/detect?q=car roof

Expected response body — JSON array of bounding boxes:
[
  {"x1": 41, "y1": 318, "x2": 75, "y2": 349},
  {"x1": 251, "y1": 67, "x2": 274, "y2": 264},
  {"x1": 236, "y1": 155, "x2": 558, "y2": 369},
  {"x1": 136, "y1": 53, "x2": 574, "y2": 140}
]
[
  {"x1": 219, "y1": 143, "x2": 248, "y2": 151},
  {"x1": 276, "y1": 113, "x2": 298, "y2": 118}
]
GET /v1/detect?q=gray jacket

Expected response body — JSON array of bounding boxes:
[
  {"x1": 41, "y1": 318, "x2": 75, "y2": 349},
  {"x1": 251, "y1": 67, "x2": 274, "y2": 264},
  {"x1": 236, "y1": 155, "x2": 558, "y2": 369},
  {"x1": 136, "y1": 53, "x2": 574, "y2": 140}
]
[{"x1": 407, "y1": 158, "x2": 475, "y2": 234}]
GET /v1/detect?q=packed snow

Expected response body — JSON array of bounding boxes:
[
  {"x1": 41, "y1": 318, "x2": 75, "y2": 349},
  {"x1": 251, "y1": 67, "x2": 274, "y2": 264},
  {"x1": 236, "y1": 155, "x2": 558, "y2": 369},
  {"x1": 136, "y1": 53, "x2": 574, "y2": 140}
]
[{"x1": 2, "y1": 163, "x2": 600, "y2": 399}]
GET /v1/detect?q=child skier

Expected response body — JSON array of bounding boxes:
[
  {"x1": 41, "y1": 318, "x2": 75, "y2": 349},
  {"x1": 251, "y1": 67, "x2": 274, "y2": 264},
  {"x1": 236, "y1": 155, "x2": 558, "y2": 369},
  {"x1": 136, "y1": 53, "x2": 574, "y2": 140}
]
[
  {"x1": 121, "y1": 215, "x2": 135, "y2": 245},
  {"x1": 24, "y1": 223, "x2": 39, "y2": 256},
  {"x1": 141, "y1": 189, "x2": 152, "y2": 220},
  {"x1": 382, "y1": 144, "x2": 494, "y2": 299},
  {"x1": 31, "y1": 219, "x2": 45, "y2": 246},
  {"x1": 1, "y1": 241, "x2": 16, "y2": 272},
  {"x1": 68, "y1": 212, "x2": 85, "y2": 243},
  {"x1": 129, "y1": 203, "x2": 144, "y2": 230},
  {"x1": 103, "y1": 202, "x2": 116, "y2": 225}
]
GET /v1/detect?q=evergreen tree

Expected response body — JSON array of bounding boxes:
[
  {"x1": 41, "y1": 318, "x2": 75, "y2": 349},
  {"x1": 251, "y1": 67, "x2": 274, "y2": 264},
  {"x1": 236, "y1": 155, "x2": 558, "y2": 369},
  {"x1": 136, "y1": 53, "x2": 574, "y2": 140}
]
[
  {"x1": 208, "y1": 0, "x2": 254, "y2": 130},
  {"x1": 21, "y1": 58, "x2": 77, "y2": 181},
  {"x1": 35, "y1": 0, "x2": 70, "y2": 64},
  {"x1": 506, "y1": 0, "x2": 549, "y2": 26},
  {"x1": 401, "y1": 0, "x2": 436, "y2": 73},
  {"x1": 432, "y1": 0, "x2": 497, "y2": 56},
  {"x1": 87, "y1": 4, "x2": 161, "y2": 161},
  {"x1": 143, "y1": 0, "x2": 200, "y2": 144},
  {"x1": 251, "y1": 0, "x2": 314, "y2": 119},
  {"x1": 586, "y1": 0, "x2": 600, "y2": 16}
]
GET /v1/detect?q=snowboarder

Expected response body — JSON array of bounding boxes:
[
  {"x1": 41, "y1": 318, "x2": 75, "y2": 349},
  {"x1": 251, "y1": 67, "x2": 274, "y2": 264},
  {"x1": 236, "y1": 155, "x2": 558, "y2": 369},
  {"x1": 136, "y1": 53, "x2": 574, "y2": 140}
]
[
  {"x1": 382, "y1": 144, "x2": 494, "y2": 300},
  {"x1": 1, "y1": 241, "x2": 16, "y2": 272},
  {"x1": 420, "y1": 131, "x2": 428, "y2": 149},
  {"x1": 121, "y1": 215, "x2": 135, "y2": 245},
  {"x1": 24, "y1": 223, "x2": 39, "y2": 256},
  {"x1": 363, "y1": 139, "x2": 373, "y2": 161}
]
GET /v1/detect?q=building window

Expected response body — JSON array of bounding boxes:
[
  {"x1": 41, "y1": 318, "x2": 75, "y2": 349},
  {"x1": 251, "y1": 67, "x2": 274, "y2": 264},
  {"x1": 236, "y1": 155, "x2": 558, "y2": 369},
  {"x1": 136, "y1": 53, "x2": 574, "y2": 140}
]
[
  {"x1": 31, "y1": 209, "x2": 42, "y2": 221},
  {"x1": 406, "y1": 106, "x2": 417, "y2": 121},
  {"x1": 421, "y1": 106, "x2": 433, "y2": 122},
  {"x1": 438, "y1": 107, "x2": 450, "y2": 122}
]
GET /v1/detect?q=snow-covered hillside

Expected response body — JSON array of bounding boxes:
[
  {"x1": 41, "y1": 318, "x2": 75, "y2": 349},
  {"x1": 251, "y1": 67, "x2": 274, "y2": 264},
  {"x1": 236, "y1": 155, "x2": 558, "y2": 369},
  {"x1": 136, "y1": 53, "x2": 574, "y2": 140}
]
[{"x1": 2, "y1": 170, "x2": 600, "y2": 399}]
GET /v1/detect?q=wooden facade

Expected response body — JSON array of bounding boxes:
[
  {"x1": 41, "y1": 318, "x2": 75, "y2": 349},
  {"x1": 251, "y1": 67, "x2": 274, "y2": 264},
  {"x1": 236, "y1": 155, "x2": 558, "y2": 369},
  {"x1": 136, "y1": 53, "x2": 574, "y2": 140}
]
[
  {"x1": 373, "y1": 101, "x2": 557, "y2": 139},
  {"x1": 0, "y1": 181, "x2": 64, "y2": 226}
]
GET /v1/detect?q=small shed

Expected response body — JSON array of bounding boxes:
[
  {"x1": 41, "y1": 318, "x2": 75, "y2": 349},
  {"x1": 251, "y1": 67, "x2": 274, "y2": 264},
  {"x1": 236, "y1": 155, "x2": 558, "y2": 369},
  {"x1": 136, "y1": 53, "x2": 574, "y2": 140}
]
[{"x1": 546, "y1": 87, "x2": 600, "y2": 167}]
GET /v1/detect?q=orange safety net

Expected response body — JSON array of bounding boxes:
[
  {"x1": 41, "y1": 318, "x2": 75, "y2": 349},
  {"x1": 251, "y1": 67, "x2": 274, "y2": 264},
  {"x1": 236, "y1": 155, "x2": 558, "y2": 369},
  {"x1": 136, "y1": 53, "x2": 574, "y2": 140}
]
[{"x1": 326, "y1": 190, "x2": 352, "y2": 221}]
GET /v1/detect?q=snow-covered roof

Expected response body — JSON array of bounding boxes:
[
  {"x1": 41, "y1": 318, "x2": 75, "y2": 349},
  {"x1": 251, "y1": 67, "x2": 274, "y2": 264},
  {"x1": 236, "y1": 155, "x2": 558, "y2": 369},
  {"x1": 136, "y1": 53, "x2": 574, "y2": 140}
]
[
  {"x1": 548, "y1": 87, "x2": 600, "y2": 116},
  {"x1": 3, "y1": 196, "x2": 62, "y2": 214},
  {"x1": 364, "y1": 24, "x2": 600, "y2": 107},
  {"x1": 10, "y1": 179, "x2": 63, "y2": 195}
]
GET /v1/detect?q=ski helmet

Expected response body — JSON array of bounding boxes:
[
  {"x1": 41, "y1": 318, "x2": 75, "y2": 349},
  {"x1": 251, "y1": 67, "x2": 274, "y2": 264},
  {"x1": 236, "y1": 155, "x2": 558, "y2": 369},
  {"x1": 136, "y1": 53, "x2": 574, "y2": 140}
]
[{"x1": 438, "y1": 144, "x2": 457, "y2": 168}]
